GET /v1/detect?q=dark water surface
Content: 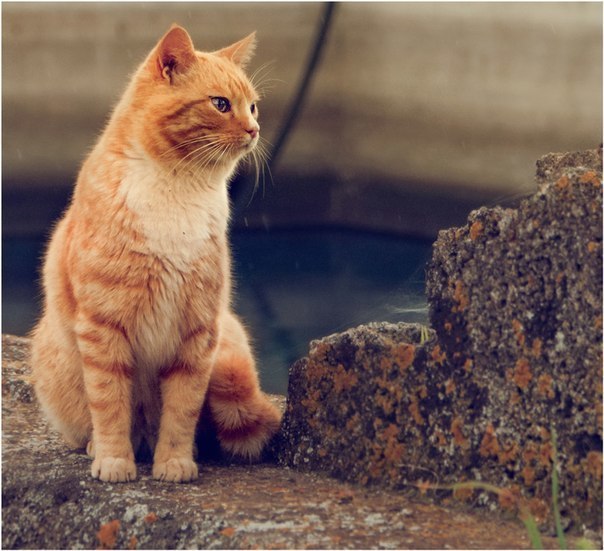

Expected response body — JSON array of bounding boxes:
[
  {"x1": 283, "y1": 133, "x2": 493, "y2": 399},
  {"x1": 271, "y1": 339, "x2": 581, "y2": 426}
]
[{"x1": 2, "y1": 229, "x2": 431, "y2": 394}]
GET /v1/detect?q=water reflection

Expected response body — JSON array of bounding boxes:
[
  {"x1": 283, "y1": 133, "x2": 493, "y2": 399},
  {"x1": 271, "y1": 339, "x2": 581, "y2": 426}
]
[{"x1": 2, "y1": 229, "x2": 430, "y2": 395}]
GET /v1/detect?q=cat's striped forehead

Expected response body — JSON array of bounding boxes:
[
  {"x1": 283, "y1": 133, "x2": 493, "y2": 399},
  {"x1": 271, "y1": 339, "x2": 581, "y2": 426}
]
[{"x1": 195, "y1": 53, "x2": 258, "y2": 101}]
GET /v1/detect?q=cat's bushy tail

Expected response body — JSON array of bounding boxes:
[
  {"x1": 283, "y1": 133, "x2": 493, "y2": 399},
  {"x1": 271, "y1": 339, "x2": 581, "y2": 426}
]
[{"x1": 206, "y1": 312, "x2": 282, "y2": 460}]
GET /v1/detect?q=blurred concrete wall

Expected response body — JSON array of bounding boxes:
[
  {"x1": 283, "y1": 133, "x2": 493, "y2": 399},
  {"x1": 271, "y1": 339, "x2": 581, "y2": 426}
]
[{"x1": 3, "y1": 2, "x2": 602, "y2": 236}]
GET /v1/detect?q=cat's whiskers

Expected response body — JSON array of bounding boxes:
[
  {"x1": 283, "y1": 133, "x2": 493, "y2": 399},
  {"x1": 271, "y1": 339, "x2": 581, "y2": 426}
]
[
  {"x1": 160, "y1": 132, "x2": 224, "y2": 159},
  {"x1": 240, "y1": 136, "x2": 272, "y2": 205},
  {"x1": 185, "y1": 139, "x2": 234, "y2": 180},
  {"x1": 168, "y1": 135, "x2": 230, "y2": 176},
  {"x1": 249, "y1": 61, "x2": 282, "y2": 99},
  {"x1": 252, "y1": 139, "x2": 270, "y2": 197}
]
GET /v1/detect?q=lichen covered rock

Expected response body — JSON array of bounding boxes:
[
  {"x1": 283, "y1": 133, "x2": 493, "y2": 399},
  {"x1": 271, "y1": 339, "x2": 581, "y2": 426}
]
[
  {"x1": 277, "y1": 323, "x2": 444, "y2": 486},
  {"x1": 4, "y1": 335, "x2": 564, "y2": 550},
  {"x1": 278, "y1": 148, "x2": 603, "y2": 534},
  {"x1": 425, "y1": 147, "x2": 603, "y2": 531}
]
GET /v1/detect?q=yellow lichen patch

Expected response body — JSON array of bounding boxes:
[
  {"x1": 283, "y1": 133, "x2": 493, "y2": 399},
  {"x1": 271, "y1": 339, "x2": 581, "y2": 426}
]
[
  {"x1": 408, "y1": 395, "x2": 424, "y2": 426},
  {"x1": 380, "y1": 423, "x2": 405, "y2": 473},
  {"x1": 469, "y1": 220, "x2": 484, "y2": 240},
  {"x1": 381, "y1": 423, "x2": 399, "y2": 440},
  {"x1": 434, "y1": 428, "x2": 447, "y2": 448},
  {"x1": 537, "y1": 441, "x2": 553, "y2": 469},
  {"x1": 309, "y1": 341, "x2": 331, "y2": 363},
  {"x1": 507, "y1": 358, "x2": 533, "y2": 390},
  {"x1": 304, "y1": 358, "x2": 327, "y2": 384},
  {"x1": 301, "y1": 388, "x2": 322, "y2": 415},
  {"x1": 498, "y1": 486, "x2": 521, "y2": 512},
  {"x1": 444, "y1": 321, "x2": 453, "y2": 333},
  {"x1": 587, "y1": 241, "x2": 599, "y2": 254},
  {"x1": 531, "y1": 338, "x2": 543, "y2": 358},
  {"x1": 536, "y1": 374, "x2": 555, "y2": 399},
  {"x1": 509, "y1": 391, "x2": 521, "y2": 406},
  {"x1": 498, "y1": 442, "x2": 519, "y2": 465},
  {"x1": 521, "y1": 466, "x2": 536, "y2": 486},
  {"x1": 128, "y1": 536, "x2": 138, "y2": 550},
  {"x1": 584, "y1": 451, "x2": 603, "y2": 479},
  {"x1": 431, "y1": 344, "x2": 447, "y2": 366},
  {"x1": 332, "y1": 363, "x2": 359, "y2": 393},
  {"x1": 452, "y1": 280, "x2": 470, "y2": 312},
  {"x1": 579, "y1": 170, "x2": 601, "y2": 186},
  {"x1": 511, "y1": 319, "x2": 525, "y2": 348},
  {"x1": 375, "y1": 393, "x2": 394, "y2": 416},
  {"x1": 479, "y1": 422, "x2": 500, "y2": 458},
  {"x1": 345, "y1": 413, "x2": 361, "y2": 432},
  {"x1": 144, "y1": 512, "x2": 158, "y2": 524},
  {"x1": 527, "y1": 498, "x2": 550, "y2": 524},
  {"x1": 220, "y1": 527, "x2": 236, "y2": 538},
  {"x1": 445, "y1": 378, "x2": 456, "y2": 396},
  {"x1": 392, "y1": 342, "x2": 416, "y2": 371},
  {"x1": 379, "y1": 355, "x2": 393, "y2": 373},
  {"x1": 369, "y1": 444, "x2": 386, "y2": 479},
  {"x1": 463, "y1": 358, "x2": 473, "y2": 373},
  {"x1": 555, "y1": 175, "x2": 570, "y2": 190},
  {"x1": 451, "y1": 417, "x2": 470, "y2": 449},
  {"x1": 522, "y1": 442, "x2": 538, "y2": 464},
  {"x1": 97, "y1": 520, "x2": 121, "y2": 550}
]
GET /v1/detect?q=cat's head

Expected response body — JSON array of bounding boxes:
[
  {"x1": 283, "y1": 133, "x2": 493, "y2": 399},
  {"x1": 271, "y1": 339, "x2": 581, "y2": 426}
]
[{"x1": 126, "y1": 25, "x2": 261, "y2": 175}]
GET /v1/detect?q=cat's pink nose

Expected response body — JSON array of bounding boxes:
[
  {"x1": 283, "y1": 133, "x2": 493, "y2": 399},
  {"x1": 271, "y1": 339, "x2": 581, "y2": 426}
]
[{"x1": 245, "y1": 124, "x2": 259, "y2": 139}]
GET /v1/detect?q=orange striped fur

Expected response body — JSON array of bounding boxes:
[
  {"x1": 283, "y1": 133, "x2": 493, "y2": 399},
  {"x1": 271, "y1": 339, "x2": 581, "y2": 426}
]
[{"x1": 30, "y1": 25, "x2": 281, "y2": 483}]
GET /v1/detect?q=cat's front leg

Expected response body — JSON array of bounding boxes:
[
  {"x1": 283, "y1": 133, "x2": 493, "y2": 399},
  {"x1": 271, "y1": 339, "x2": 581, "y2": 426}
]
[
  {"x1": 76, "y1": 314, "x2": 137, "y2": 482},
  {"x1": 152, "y1": 329, "x2": 215, "y2": 483}
]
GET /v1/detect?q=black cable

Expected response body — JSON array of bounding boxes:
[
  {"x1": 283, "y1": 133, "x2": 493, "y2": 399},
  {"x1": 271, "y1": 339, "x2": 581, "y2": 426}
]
[
  {"x1": 268, "y1": 2, "x2": 337, "y2": 172},
  {"x1": 232, "y1": 2, "x2": 337, "y2": 212}
]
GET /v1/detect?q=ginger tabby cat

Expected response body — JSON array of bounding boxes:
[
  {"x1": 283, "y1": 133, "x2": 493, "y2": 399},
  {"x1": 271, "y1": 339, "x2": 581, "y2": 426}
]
[{"x1": 31, "y1": 25, "x2": 281, "y2": 483}]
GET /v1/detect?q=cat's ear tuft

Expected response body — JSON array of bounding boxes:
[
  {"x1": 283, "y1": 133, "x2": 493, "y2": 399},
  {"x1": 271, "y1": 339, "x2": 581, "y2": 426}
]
[
  {"x1": 155, "y1": 24, "x2": 197, "y2": 83},
  {"x1": 213, "y1": 32, "x2": 257, "y2": 69}
]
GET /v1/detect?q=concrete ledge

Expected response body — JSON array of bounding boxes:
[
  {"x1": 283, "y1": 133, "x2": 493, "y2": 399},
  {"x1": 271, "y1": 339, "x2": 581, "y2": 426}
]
[{"x1": 1, "y1": 335, "x2": 567, "y2": 550}]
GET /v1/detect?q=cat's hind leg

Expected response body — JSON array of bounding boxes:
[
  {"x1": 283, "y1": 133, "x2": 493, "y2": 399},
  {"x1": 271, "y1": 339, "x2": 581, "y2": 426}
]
[{"x1": 206, "y1": 312, "x2": 282, "y2": 461}]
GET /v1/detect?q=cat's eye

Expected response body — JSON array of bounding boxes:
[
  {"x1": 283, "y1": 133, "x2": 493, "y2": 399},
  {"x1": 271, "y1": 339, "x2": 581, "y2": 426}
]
[
  {"x1": 211, "y1": 97, "x2": 231, "y2": 113},
  {"x1": 250, "y1": 103, "x2": 257, "y2": 114}
]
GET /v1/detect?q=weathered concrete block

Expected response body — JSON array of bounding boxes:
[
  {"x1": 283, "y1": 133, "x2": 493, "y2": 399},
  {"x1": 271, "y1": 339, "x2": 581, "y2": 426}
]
[
  {"x1": 278, "y1": 148, "x2": 602, "y2": 533},
  {"x1": 277, "y1": 323, "x2": 442, "y2": 485},
  {"x1": 5, "y1": 335, "x2": 563, "y2": 550},
  {"x1": 426, "y1": 147, "x2": 602, "y2": 530}
]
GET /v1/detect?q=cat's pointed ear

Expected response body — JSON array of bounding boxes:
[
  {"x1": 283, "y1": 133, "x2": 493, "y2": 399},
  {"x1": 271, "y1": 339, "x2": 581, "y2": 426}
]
[
  {"x1": 213, "y1": 32, "x2": 257, "y2": 69},
  {"x1": 155, "y1": 24, "x2": 197, "y2": 83}
]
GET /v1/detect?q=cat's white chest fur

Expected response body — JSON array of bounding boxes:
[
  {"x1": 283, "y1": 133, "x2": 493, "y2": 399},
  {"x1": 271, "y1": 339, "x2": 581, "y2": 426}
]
[
  {"x1": 117, "y1": 159, "x2": 229, "y2": 368},
  {"x1": 118, "y1": 159, "x2": 229, "y2": 269}
]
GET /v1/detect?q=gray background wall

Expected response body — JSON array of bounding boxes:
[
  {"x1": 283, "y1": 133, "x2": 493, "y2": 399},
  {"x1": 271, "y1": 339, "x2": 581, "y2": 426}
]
[{"x1": 3, "y1": 2, "x2": 602, "y2": 238}]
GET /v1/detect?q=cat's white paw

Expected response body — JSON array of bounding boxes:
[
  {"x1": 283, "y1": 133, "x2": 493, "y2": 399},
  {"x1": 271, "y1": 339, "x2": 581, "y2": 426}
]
[
  {"x1": 91, "y1": 456, "x2": 137, "y2": 483},
  {"x1": 152, "y1": 457, "x2": 198, "y2": 483}
]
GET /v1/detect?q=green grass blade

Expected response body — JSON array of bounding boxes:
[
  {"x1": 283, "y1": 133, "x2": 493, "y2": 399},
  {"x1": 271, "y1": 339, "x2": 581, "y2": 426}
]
[
  {"x1": 551, "y1": 426, "x2": 567, "y2": 550},
  {"x1": 575, "y1": 537, "x2": 599, "y2": 550},
  {"x1": 520, "y1": 509, "x2": 544, "y2": 550}
]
